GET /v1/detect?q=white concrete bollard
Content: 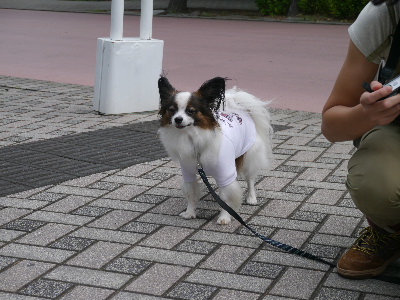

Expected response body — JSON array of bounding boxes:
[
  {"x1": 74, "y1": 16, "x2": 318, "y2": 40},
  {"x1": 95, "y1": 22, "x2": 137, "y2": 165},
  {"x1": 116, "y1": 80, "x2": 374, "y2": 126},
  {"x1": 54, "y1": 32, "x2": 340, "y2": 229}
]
[{"x1": 93, "y1": 0, "x2": 164, "y2": 114}]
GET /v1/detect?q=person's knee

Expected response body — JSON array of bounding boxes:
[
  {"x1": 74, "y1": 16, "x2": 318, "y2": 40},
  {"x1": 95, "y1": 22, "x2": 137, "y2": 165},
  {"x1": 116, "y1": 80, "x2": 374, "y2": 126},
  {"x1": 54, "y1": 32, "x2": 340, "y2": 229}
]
[{"x1": 347, "y1": 145, "x2": 400, "y2": 228}]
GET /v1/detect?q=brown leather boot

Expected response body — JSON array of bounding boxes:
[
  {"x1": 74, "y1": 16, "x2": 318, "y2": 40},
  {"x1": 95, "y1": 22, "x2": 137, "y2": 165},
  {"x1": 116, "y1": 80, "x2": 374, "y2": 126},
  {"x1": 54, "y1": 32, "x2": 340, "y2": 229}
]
[{"x1": 337, "y1": 227, "x2": 400, "y2": 279}]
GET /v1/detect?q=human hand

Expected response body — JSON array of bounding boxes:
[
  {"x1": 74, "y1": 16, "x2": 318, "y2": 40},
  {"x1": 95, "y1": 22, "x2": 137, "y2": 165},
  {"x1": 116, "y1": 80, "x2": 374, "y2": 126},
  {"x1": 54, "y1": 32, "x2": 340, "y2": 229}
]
[{"x1": 360, "y1": 81, "x2": 400, "y2": 125}]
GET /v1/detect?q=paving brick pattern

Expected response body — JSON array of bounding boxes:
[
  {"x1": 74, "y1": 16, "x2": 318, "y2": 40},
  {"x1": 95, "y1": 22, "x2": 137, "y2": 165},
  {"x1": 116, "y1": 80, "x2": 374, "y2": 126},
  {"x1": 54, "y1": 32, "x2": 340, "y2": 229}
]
[{"x1": 0, "y1": 76, "x2": 399, "y2": 299}]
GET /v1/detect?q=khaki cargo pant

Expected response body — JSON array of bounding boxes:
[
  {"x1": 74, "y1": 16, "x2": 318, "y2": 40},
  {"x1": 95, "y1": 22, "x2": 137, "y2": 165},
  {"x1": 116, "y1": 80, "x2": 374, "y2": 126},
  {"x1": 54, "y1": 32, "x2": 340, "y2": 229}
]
[{"x1": 347, "y1": 123, "x2": 400, "y2": 232}]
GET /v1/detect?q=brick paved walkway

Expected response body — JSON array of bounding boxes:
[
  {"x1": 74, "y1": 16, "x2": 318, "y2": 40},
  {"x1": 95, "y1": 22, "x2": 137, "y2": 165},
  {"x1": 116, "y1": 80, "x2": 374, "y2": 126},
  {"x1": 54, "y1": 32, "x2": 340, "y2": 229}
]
[{"x1": 0, "y1": 76, "x2": 399, "y2": 299}]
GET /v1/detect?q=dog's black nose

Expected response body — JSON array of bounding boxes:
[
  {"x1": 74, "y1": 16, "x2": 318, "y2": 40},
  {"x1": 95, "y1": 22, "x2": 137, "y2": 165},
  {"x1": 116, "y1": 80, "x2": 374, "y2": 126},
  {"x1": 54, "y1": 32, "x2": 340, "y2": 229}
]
[{"x1": 174, "y1": 116, "x2": 183, "y2": 124}]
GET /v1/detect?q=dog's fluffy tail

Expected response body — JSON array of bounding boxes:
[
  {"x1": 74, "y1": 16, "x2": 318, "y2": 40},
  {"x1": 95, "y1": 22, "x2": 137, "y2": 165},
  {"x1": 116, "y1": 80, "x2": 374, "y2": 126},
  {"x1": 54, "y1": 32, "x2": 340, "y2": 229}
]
[{"x1": 225, "y1": 88, "x2": 274, "y2": 162}]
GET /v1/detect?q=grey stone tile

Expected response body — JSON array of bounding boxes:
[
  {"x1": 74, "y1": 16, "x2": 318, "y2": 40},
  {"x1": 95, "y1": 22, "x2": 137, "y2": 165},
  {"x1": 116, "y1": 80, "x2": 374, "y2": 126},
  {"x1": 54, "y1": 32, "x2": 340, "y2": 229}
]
[
  {"x1": 101, "y1": 175, "x2": 158, "y2": 186},
  {"x1": 90, "y1": 198, "x2": 154, "y2": 212},
  {"x1": 46, "y1": 186, "x2": 106, "y2": 197},
  {"x1": 60, "y1": 286, "x2": 114, "y2": 300},
  {"x1": 145, "y1": 186, "x2": 184, "y2": 198},
  {"x1": 88, "y1": 181, "x2": 121, "y2": 190},
  {"x1": 43, "y1": 195, "x2": 93, "y2": 213},
  {"x1": 88, "y1": 210, "x2": 140, "y2": 229},
  {"x1": 314, "y1": 287, "x2": 360, "y2": 300},
  {"x1": 141, "y1": 171, "x2": 174, "y2": 181},
  {"x1": 63, "y1": 173, "x2": 112, "y2": 188},
  {"x1": 120, "y1": 221, "x2": 160, "y2": 234},
  {"x1": 29, "y1": 192, "x2": 66, "y2": 202},
  {"x1": 274, "y1": 165, "x2": 305, "y2": 173},
  {"x1": 139, "y1": 226, "x2": 194, "y2": 249},
  {"x1": 257, "y1": 176, "x2": 291, "y2": 192},
  {"x1": 71, "y1": 227, "x2": 145, "y2": 244},
  {"x1": 0, "y1": 229, "x2": 25, "y2": 242},
  {"x1": 115, "y1": 164, "x2": 156, "y2": 177},
  {"x1": 137, "y1": 212, "x2": 206, "y2": 229},
  {"x1": 2, "y1": 219, "x2": 46, "y2": 232},
  {"x1": 339, "y1": 197, "x2": 357, "y2": 208},
  {"x1": 325, "y1": 175, "x2": 346, "y2": 184},
  {"x1": 191, "y1": 230, "x2": 262, "y2": 248},
  {"x1": 186, "y1": 269, "x2": 272, "y2": 293},
  {"x1": 319, "y1": 215, "x2": 361, "y2": 236},
  {"x1": 250, "y1": 216, "x2": 318, "y2": 232},
  {"x1": 17, "y1": 224, "x2": 77, "y2": 246},
  {"x1": 132, "y1": 194, "x2": 168, "y2": 204},
  {"x1": 307, "y1": 189, "x2": 345, "y2": 205},
  {"x1": 71, "y1": 206, "x2": 111, "y2": 217},
  {"x1": 310, "y1": 233, "x2": 355, "y2": 248},
  {"x1": 363, "y1": 295, "x2": 400, "y2": 300},
  {"x1": 112, "y1": 292, "x2": 171, "y2": 300},
  {"x1": 27, "y1": 211, "x2": 93, "y2": 226},
  {"x1": 0, "y1": 244, "x2": 75, "y2": 263},
  {"x1": 269, "y1": 267, "x2": 325, "y2": 299},
  {"x1": 0, "y1": 256, "x2": 18, "y2": 271},
  {"x1": 167, "y1": 282, "x2": 217, "y2": 300},
  {"x1": 324, "y1": 273, "x2": 400, "y2": 297},
  {"x1": 0, "y1": 260, "x2": 55, "y2": 292},
  {"x1": 20, "y1": 279, "x2": 73, "y2": 299},
  {"x1": 105, "y1": 185, "x2": 149, "y2": 201},
  {"x1": 258, "y1": 200, "x2": 300, "y2": 217},
  {"x1": 200, "y1": 245, "x2": 255, "y2": 272},
  {"x1": 49, "y1": 236, "x2": 95, "y2": 251},
  {"x1": 239, "y1": 261, "x2": 284, "y2": 279},
  {"x1": 176, "y1": 240, "x2": 218, "y2": 254},
  {"x1": 237, "y1": 224, "x2": 275, "y2": 238},
  {"x1": 124, "y1": 246, "x2": 204, "y2": 267},
  {"x1": 0, "y1": 197, "x2": 47, "y2": 210},
  {"x1": 0, "y1": 208, "x2": 32, "y2": 226},
  {"x1": 0, "y1": 291, "x2": 46, "y2": 299},
  {"x1": 258, "y1": 190, "x2": 307, "y2": 202},
  {"x1": 45, "y1": 266, "x2": 131, "y2": 289},
  {"x1": 105, "y1": 257, "x2": 152, "y2": 275},
  {"x1": 67, "y1": 241, "x2": 129, "y2": 269},
  {"x1": 291, "y1": 210, "x2": 326, "y2": 222},
  {"x1": 253, "y1": 250, "x2": 330, "y2": 271},
  {"x1": 212, "y1": 289, "x2": 260, "y2": 300},
  {"x1": 149, "y1": 197, "x2": 187, "y2": 215},
  {"x1": 291, "y1": 150, "x2": 322, "y2": 162},
  {"x1": 126, "y1": 263, "x2": 190, "y2": 295},
  {"x1": 297, "y1": 168, "x2": 331, "y2": 181},
  {"x1": 300, "y1": 203, "x2": 362, "y2": 218},
  {"x1": 284, "y1": 185, "x2": 315, "y2": 195},
  {"x1": 303, "y1": 244, "x2": 341, "y2": 259}
]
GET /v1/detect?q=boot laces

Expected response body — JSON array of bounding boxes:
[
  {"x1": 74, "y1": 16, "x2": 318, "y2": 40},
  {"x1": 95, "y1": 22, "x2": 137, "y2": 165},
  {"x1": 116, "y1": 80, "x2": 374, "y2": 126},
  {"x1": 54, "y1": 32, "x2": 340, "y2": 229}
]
[{"x1": 353, "y1": 227, "x2": 400, "y2": 258}]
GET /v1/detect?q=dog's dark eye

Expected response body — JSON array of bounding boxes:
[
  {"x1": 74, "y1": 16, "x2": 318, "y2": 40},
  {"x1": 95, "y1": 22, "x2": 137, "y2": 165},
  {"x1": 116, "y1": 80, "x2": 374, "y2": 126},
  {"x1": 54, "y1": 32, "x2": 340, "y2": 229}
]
[
  {"x1": 186, "y1": 108, "x2": 197, "y2": 115},
  {"x1": 168, "y1": 107, "x2": 176, "y2": 114}
]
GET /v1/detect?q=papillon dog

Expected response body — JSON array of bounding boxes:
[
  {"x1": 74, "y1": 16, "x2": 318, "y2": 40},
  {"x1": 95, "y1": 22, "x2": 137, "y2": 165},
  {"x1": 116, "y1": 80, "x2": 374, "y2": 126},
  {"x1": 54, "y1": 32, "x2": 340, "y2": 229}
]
[{"x1": 158, "y1": 76, "x2": 273, "y2": 224}]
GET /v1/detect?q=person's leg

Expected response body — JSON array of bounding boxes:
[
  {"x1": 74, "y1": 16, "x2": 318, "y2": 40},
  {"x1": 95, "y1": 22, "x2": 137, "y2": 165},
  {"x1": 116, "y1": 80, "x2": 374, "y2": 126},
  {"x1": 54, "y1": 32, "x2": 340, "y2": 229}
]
[
  {"x1": 339, "y1": 124, "x2": 400, "y2": 278},
  {"x1": 347, "y1": 123, "x2": 400, "y2": 230}
]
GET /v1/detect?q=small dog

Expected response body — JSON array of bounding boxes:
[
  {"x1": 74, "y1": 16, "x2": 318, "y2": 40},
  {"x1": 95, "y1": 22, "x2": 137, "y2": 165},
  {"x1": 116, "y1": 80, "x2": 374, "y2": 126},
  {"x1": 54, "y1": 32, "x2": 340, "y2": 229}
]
[{"x1": 158, "y1": 76, "x2": 273, "y2": 224}]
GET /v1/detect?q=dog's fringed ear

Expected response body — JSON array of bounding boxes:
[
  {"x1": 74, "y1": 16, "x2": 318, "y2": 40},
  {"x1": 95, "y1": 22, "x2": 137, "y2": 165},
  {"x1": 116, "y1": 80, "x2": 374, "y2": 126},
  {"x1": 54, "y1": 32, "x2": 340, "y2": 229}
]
[
  {"x1": 197, "y1": 77, "x2": 227, "y2": 111},
  {"x1": 158, "y1": 76, "x2": 176, "y2": 104}
]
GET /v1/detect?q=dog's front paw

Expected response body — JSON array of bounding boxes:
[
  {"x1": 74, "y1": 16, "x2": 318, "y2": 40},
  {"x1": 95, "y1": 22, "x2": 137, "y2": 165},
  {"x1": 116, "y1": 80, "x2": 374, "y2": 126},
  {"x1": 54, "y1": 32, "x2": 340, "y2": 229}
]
[
  {"x1": 179, "y1": 211, "x2": 196, "y2": 219},
  {"x1": 246, "y1": 196, "x2": 257, "y2": 205},
  {"x1": 217, "y1": 214, "x2": 232, "y2": 225}
]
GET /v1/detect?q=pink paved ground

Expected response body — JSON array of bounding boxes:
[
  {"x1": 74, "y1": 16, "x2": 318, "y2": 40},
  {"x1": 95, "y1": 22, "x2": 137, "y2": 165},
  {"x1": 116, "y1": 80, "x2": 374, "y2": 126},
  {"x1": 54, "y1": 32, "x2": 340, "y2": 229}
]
[{"x1": 0, "y1": 9, "x2": 350, "y2": 112}]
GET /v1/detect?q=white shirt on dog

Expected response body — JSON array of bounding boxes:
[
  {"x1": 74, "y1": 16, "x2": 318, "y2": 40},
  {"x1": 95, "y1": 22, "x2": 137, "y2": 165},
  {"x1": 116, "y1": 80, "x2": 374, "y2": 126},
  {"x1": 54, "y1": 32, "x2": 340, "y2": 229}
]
[{"x1": 179, "y1": 110, "x2": 256, "y2": 187}]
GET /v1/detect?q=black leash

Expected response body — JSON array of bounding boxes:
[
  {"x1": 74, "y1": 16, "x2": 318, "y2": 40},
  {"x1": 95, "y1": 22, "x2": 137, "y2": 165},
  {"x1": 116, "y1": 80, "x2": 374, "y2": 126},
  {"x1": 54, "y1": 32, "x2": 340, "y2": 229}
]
[
  {"x1": 198, "y1": 166, "x2": 400, "y2": 284},
  {"x1": 197, "y1": 166, "x2": 336, "y2": 268}
]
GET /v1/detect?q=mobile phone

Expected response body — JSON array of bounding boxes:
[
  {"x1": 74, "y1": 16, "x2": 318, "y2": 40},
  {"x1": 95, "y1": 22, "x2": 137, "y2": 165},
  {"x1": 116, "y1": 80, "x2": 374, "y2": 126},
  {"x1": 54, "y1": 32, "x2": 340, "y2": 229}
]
[{"x1": 363, "y1": 75, "x2": 400, "y2": 100}]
